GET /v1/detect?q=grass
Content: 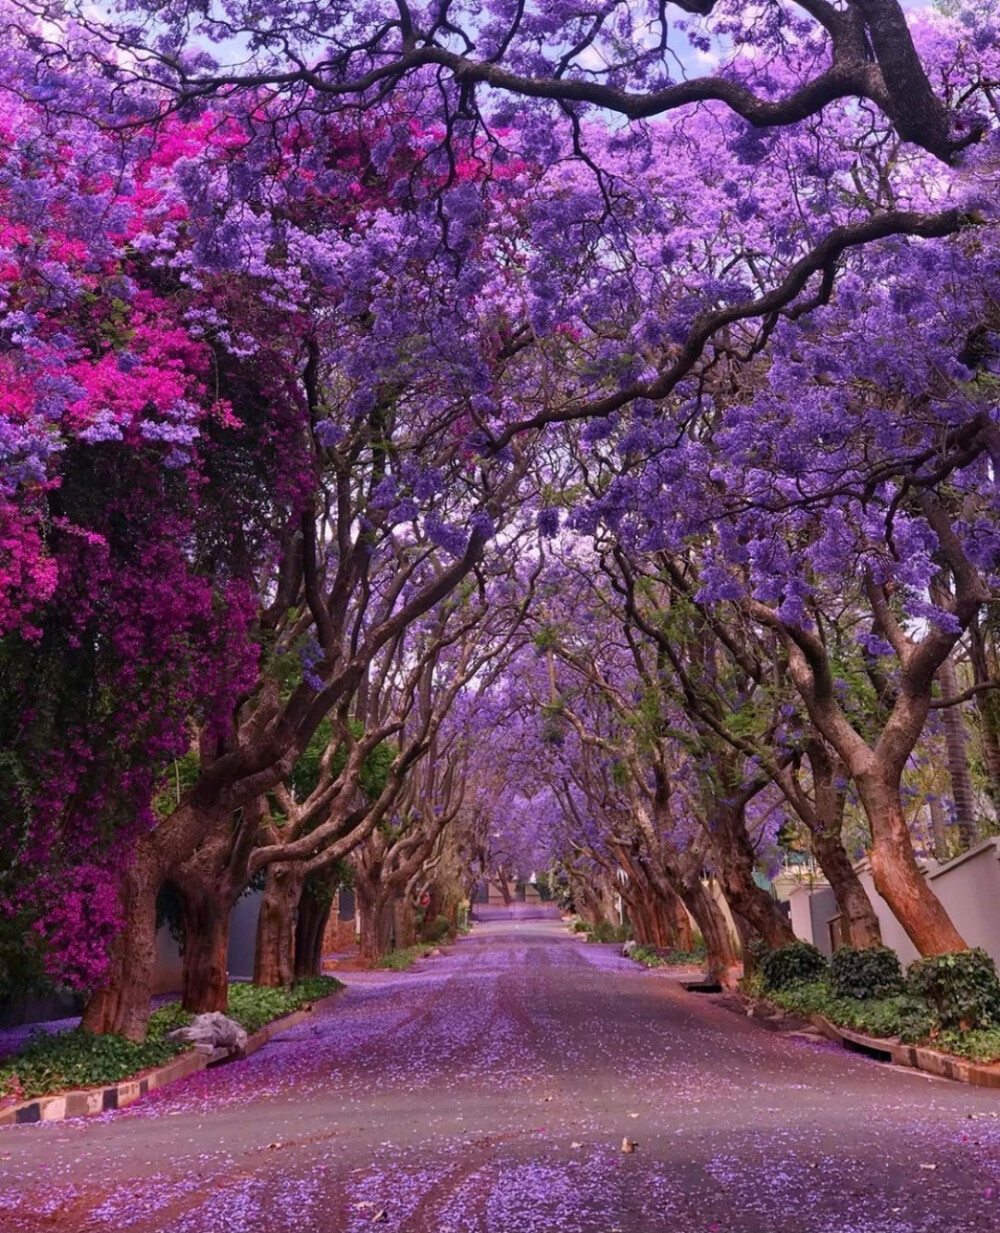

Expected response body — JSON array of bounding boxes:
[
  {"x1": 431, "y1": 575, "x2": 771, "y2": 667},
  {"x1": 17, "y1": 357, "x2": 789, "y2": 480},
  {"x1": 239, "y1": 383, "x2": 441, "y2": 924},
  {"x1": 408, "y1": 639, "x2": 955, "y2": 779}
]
[{"x1": 0, "y1": 975, "x2": 343, "y2": 1106}]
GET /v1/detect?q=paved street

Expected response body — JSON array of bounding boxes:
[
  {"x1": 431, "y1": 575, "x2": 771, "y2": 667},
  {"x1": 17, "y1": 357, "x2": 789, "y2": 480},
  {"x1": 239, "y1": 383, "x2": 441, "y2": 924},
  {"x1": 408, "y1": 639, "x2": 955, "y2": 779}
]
[{"x1": 3, "y1": 908, "x2": 1000, "y2": 1232}]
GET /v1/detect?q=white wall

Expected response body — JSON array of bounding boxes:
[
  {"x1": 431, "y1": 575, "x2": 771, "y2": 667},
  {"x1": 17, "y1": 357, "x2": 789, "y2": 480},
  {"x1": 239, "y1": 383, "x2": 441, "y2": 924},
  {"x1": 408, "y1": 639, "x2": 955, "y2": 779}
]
[{"x1": 795, "y1": 839, "x2": 1000, "y2": 968}]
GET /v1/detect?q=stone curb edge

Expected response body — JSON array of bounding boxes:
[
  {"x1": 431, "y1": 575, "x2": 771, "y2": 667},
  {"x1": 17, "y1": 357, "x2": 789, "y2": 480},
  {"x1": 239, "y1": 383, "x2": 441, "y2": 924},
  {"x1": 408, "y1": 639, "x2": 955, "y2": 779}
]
[
  {"x1": 808, "y1": 1013, "x2": 1000, "y2": 1089},
  {"x1": 0, "y1": 989, "x2": 345, "y2": 1128}
]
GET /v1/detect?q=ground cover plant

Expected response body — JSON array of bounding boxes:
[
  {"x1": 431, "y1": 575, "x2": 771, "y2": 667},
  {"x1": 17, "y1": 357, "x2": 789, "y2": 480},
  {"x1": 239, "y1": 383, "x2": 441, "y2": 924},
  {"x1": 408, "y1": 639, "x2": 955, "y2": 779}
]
[
  {"x1": 756, "y1": 942, "x2": 1000, "y2": 1057},
  {"x1": 376, "y1": 945, "x2": 437, "y2": 972},
  {"x1": 0, "y1": 977, "x2": 342, "y2": 1104},
  {"x1": 584, "y1": 922, "x2": 632, "y2": 945},
  {"x1": 630, "y1": 943, "x2": 708, "y2": 968}
]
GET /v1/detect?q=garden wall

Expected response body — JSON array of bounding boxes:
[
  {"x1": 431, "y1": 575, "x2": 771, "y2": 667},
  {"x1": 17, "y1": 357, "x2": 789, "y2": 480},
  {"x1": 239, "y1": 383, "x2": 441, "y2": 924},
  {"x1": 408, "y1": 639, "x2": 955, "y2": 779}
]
[{"x1": 788, "y1": 838, "x2": 1000, "y2": 965}]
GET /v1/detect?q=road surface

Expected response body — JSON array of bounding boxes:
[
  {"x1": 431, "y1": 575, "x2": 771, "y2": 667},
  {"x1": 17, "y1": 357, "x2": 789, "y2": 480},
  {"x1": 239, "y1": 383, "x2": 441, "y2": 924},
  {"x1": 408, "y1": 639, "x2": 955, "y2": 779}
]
[{"x1": 3, "y1": 907, "x2": 1000, "y2": 1232}]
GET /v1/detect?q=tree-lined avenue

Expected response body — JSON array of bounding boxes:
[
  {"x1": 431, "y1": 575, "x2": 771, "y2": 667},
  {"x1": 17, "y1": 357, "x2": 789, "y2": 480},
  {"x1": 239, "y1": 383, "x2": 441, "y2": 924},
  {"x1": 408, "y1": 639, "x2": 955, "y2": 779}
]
[{"x1": 4, "y1": 909, "x2": 1000, "y2": 1233}]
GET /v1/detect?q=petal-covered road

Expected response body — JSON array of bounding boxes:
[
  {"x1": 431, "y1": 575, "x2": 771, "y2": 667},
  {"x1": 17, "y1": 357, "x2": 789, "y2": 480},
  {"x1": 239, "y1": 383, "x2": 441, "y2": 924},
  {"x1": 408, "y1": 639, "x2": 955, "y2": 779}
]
[{"x1": 4, "y1": 908, "x2": 1000, "y2": 1232}]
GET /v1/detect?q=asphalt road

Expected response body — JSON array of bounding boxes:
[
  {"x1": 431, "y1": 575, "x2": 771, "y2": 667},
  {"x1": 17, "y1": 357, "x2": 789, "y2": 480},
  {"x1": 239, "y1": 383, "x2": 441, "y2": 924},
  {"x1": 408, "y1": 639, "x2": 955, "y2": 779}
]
[{"x1": 3, "y1": 907, "x2": 1000, "y2": 1233}]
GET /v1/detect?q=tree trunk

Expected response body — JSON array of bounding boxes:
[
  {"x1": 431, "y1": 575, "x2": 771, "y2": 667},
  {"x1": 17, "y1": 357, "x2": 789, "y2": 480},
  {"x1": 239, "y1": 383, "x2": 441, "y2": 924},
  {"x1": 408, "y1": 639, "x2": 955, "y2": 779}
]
[
  {"x1": 357, "y1": 882, "x2": 395, "y2": 963},
  {"x1": 81, "y1": 857, "x2": 161, "y2": 1041},
  {"x1": 708, "y1": 804, "x2": 795, "y2": 949},
  {"x1": 665, "y1": 886, "x2": 693, "y2": 952},
  {"x1": 568, "y1": 871, "x2": 616, "y2": 927},
  {"x1": 859, "y1": 774, "x2": 967, "y2": 955},
  {"x1": 254, "y1": 863, "x2": 305, "y2": 988},
  {"x1": 678, "y1": 878, "x2": 739, "y2": 983},
  {"x1": 180, "y1": 889, "x2": 231, "y2": 1013},
  {"x1": 938, "y1": 654, "x2": 978, "y2": 850},
  {"x1": 395, "y1": 897, "x2": 417, "y2": 949},
  {"x1": 294, "y1": 892, "x2": 332, "y2": 980},
  {"x1": 625, "y1": 891, "x2": 659, "y2": 947},
  {"x1": 808, "y1": 824, "x2": 882, "y2": 948},
  {"x1": 731, "y1": 910, "x2": 758, "y2": 975},
  {"x1": 929, "y1": 794, "x2": 951, "y2": 862},
  {"x1": 970, "y1": 621, "x2": 1000, "y2": 814},
  {"x1": 799, "y1": 738, "x2": 882, "y2": 948},
  {"x1": 82, "y1": 802, "x2": 231, "y2": 1039}
]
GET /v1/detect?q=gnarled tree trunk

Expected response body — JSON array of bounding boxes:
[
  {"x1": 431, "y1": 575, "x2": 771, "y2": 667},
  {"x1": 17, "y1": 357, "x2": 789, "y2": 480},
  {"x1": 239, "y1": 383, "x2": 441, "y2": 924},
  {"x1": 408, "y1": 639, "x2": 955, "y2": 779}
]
[
  {"x1": 357, "y1": 882, "x2": 395, "y2": 964},
  {"x1": 677, "y1": 878, "x2": 739, "y2": 983},
  {"x1": 294, "y1": 887, "x2": 333, "y2": 980},
  {"x1": 394, "y1": 897, "x2": 417, "y2": 949},
  {"x1": 254, "y1": 862, "x2": 305, "y2": 988},
  {"x1": 179, "y1": 886, "x2": 231, "y2": 1013},
  {"x1": 797, "y1": 739, "x2": 882, "y2": 949},
  {"x1": 859, "y1": 773, "x2": 967, "y2": 955},
  {"x1": 81, "y1": 853, "x2": 162, "y2": 1041},
  {"x1": 808, "y1": 826, "x2": 882, "y2": 949},
  {"x1": 708, "y1": 803, "x2": 795, "y2": 950}
]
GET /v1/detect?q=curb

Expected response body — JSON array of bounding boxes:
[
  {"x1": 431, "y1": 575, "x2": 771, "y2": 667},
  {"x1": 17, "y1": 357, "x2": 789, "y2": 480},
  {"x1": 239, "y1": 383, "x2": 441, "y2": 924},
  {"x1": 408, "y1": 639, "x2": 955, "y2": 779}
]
[
  {"x1": 0, "y1": 989, "x2": 344, "y2": 1128},
  {"x1": 240, "y1": 991, "x2": 343, "y2": 1057},
  {"x1": 0, "y1": 1048, "x2": 207, "y2": 1126},
  {"x1": 808, "y1": 1013, "x2": 1000, "y2": 1088}
]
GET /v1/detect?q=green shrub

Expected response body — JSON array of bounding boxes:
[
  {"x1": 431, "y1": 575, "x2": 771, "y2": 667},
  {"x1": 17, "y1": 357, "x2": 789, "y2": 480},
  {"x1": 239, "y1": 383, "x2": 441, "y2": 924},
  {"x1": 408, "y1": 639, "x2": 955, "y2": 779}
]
[
  {"x1": 0, "y1": 977, "x2": 343, "y2": 1106},
  {"x1": 907, "y1": 948, "x2": 1000, "y2": 1030},
  {"x1": 422, "y1": 914, "x2": 451, "y2": 944},
  {"x1": 770, "y1": 980, "x2": 834, "y2": 1017},
  {"x1": 934, "y1": 1028, "x2": 1000, "y2": 1064},
  {"x1": 838, "y1": 995, "x2": 920, "y2": 1039},
  {"x1": 895, "y1": 998, "x2": 938, "y2": 1045},
  {"x1": 760, "y1": 941, "x2": 828, "y2": 992},
  {"x1": 292, "y1": 975, "x2": 343, "y2": 1004},
  {"x1": 771, "y1": 981, "x2": 935, "y2": 1042},
  {"x1": 630, "y1": 945, "x2": 662, "y2": 967},
  {"x1": 628, "y1": 944, "x2": 707, "y2": 968},
  {"x1": 376, "y1": 945, "x2": 433, "y2": 971},
  {"x1": 743, "y1": 935, "x2": 769, "y2": 975},
  {"x1": 570, "y1": 920, "x2": 588, "y2": 934},
  {"x1": 224, "y1": 976, "x2": 342, "y2": 1034},
  {"x1": 831, "y1": 946, "x2": 904, "y2": 1000},
  {"x1": 147, "y1": 1002, "x2": 193, "y2": 1040},
  {"x1": 586, "y1": 922, "x2": 631, "y2": 944}
]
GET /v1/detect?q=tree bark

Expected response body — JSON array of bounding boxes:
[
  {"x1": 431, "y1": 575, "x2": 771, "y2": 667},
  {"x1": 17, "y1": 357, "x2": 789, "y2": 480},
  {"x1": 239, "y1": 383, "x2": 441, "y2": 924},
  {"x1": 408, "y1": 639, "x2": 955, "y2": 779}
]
[
  {"x1": 80, "y1": 856, "x2": 161, "y2": 1041},
  {"x1": 858, "y1": 774, "x2": 967, "y2": 955},
  {"x1": 179, "y1": 888, "x2": 231, "y2": 1013},
  {"x1": 938, "y1": 654, "x2": 978, "y2": 849},
  {"x1": 929, "y1": 794, "x2": 951, "y2": 862},
  {"x1": 808, "y1": 824, "x2": 882, "y2": 948},
  {"x1": 254, "y1": 862, "x2": 305, "y2": 988},
  {"x1": 666, "y1": 886, "x2": 694, "y2": 952},
  {"x1": 294, "y1": 891, "x2": 332, "y2": 979},
  {"x1": 708, "y1": 803, "x2": 795, "y2": 949},
  {"x1": 357, "y1": 882, "x2": 395, "y2": 963},
  {"x1": 677, "y1": 878, "x2": 739, "y2": 983},
  {"x1": 793, "y1": 739, "x2": 882, "y2": 948},
  {"x1": 395, "y1": 897, "x2": 417, "y2": 949},
  {"x1": 623, "y1": 888, "x2": 664, "y2": 948}
]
